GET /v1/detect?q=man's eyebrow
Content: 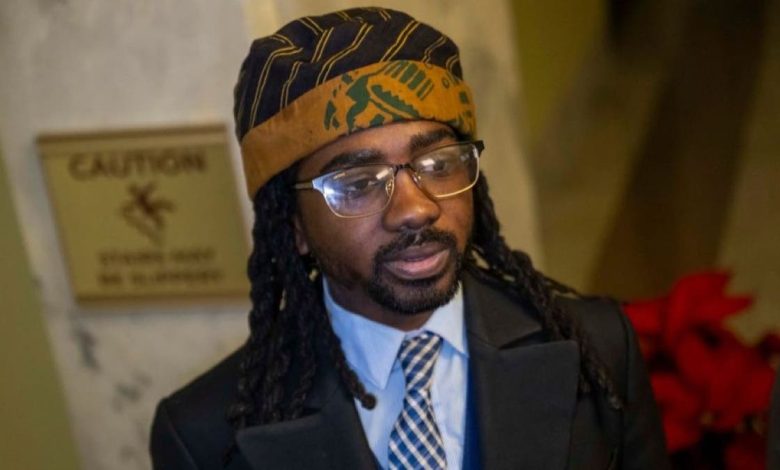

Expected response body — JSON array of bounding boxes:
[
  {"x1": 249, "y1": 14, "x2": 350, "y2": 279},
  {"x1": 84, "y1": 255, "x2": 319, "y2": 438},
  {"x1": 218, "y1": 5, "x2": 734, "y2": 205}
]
[
  {"x1": 408, "y1": 128, "x2": 457, "y2": 154},
  {"x1": 317, "y1": 127, "x2": 457, "y2": 174},
  {"x1": 319, "y1": 149, "x2": 384, "y2": 174}
]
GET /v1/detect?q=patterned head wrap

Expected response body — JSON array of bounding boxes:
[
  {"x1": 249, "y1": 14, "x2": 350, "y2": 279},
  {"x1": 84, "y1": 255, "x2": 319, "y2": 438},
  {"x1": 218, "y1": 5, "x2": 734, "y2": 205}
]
[{"x1": 234, "y1": 7, "x2": 477, "y2": 197}]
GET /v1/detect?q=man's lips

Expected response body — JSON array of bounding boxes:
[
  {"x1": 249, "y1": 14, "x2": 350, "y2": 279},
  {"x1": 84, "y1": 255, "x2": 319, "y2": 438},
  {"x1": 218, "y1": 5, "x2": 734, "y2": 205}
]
[{"x1": 381, "y1": 243, "x2": 451, "y2": 280}]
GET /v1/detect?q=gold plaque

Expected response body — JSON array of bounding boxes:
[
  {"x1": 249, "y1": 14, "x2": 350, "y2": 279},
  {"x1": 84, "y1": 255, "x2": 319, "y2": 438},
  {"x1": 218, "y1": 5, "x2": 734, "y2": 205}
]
[{"x1": 39, "y1": 125, "x2": 249, "y2": 302}]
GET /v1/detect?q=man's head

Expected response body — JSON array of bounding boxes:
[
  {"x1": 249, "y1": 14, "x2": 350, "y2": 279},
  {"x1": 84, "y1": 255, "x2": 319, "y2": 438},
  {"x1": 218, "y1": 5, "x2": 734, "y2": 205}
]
[{"x1": 233, "y1": 8, "x2": 479, "y2": 326}]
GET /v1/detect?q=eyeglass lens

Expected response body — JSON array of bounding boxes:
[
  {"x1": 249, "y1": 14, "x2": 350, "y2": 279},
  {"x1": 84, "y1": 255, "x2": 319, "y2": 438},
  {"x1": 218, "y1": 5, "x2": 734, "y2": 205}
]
[{"x1": 320, "y1": 142, "x2": 479, "y2": 217}]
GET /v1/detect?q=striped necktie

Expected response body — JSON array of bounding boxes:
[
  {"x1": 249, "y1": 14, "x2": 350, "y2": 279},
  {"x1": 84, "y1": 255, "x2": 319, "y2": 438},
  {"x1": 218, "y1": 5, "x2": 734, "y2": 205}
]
[{"x1": 388, "y1": 331, "x2": 447, "y2": 469}]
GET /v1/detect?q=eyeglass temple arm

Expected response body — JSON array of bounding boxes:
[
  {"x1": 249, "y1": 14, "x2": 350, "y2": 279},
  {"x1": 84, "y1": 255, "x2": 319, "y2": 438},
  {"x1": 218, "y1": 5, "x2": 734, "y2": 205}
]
[{"x1": 292, "y1": 181, "x2": 314, "y2": 190}]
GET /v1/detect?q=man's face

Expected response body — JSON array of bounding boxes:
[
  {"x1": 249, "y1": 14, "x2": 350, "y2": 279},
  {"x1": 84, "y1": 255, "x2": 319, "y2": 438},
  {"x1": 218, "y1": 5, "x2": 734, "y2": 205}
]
[{"x1": 293, "y1": 120, "x2": 474, "y2": 329}]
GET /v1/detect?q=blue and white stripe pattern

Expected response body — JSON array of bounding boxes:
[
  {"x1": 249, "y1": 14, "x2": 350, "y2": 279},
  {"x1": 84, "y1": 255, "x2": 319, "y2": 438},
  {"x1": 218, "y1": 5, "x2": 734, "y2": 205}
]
[{"x1": 388, "y1": 332, "x2": 447, "y2": 469}]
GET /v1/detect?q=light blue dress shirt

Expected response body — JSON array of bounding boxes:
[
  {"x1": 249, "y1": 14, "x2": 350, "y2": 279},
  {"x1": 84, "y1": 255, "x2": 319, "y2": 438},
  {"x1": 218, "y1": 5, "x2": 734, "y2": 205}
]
[{"x1": 325, "y1": 279, "x2": 469, "y2": 469}]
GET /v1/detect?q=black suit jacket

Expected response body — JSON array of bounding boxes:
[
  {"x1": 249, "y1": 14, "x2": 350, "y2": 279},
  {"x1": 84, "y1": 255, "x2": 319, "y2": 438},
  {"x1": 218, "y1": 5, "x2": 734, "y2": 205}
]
[
  {"x1": 769, "y1": 371, "x2": 780, "y2": 470},
  {"x1": 150, "y1": 272, "x2": 670, "y2": 469}
]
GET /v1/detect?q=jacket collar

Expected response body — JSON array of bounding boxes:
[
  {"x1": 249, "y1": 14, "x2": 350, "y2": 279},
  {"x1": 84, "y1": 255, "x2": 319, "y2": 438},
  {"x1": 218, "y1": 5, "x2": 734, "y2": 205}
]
[
  {"x1": 462, "y1": 268, "x2": 543, "y2": 347},
  {"x1": 235, "y1": 270, "x2": 580, "y2": 470},
  {"x1": 235, "y1": 334, "x2": 377, "y2": 470},
  {"x1": 463, "y1": 269, "x2": 580, "y2": 470}
]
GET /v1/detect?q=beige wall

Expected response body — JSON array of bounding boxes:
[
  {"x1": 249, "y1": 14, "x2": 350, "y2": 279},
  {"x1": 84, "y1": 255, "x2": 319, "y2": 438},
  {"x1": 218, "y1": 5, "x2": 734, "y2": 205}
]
[
  {"x1": 0, "y1": 146, "x2": 80, "y2": 470},
  {"x1": 508, "y1": 0, "x2": 619, "y2": 290},
  {"x1": 511, "y1": 0, "x2": 606, "y2": 148}
]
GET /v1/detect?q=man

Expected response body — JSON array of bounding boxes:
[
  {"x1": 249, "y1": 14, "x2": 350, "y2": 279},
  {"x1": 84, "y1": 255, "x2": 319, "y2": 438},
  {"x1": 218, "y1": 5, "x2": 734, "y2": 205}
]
[{"x1": 150, "y1": 7, "x2": 669, "y2": 469}]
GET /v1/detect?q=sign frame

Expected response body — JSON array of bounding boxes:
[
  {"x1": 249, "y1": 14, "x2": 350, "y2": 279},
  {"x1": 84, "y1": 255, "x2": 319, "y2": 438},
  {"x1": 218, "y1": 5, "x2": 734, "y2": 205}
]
[{"x1": 38, "y1": 124, "x2": 250, "y2": 304}]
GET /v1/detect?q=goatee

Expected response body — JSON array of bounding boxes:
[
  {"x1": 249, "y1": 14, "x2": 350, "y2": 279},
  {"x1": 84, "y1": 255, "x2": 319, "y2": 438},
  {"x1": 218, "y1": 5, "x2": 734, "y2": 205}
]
[{"x1": 365, "y1": 228, "x2": 463, "y2": 315}]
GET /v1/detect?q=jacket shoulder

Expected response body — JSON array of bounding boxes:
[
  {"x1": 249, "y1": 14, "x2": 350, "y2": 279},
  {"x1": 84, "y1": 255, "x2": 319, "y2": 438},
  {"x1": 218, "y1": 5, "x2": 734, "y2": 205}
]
[
  {"x1": 559, "y1": 296, "x2": 629, "y2": 351},
  {"x1": 559, "y1": 296, "x2": 671, "y2": 469},
  {"x1": 150, "y1": 348, "x2": 244, "y2": 469},
  {"x1": 557, "y1": 296, "x2": 632, "y2": 389}
]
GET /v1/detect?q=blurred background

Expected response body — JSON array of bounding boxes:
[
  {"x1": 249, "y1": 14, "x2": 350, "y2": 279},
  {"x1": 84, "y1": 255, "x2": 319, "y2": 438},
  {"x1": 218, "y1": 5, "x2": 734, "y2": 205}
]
[{"x1": 0, "y1": 0, "x2": 777, "y2": 468}]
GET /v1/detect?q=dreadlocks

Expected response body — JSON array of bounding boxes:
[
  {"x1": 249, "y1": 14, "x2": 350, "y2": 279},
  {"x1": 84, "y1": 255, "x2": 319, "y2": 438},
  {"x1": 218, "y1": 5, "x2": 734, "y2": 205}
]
[
  {"x1": 467, "y1": 173, "x2": 623, "y2": 410},
  {"x1": 226, "y1": 166, "x2": 623, "y2": 440},
  {"x1": 226, "y1": 163, "x2": 375, "y2": 434}
]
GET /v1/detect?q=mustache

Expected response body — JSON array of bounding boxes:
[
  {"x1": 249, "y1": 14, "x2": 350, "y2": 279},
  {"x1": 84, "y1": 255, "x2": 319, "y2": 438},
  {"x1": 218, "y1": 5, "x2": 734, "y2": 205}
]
[{"x1": 374, "y1": 228, "x2": 458, "y2": 262}]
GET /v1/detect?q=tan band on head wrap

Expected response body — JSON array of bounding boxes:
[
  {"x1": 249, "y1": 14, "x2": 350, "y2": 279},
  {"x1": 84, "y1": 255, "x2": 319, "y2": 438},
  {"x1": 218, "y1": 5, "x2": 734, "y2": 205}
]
[{"x1": 240, "y1": 60, "x2": 476, "y2": 196}]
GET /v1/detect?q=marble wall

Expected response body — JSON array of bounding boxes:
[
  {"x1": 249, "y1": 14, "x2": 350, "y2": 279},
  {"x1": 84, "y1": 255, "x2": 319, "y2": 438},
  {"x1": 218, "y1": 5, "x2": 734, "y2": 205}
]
[{"x1": 0, "y1": 1, "x2": 257, "y2": 468}]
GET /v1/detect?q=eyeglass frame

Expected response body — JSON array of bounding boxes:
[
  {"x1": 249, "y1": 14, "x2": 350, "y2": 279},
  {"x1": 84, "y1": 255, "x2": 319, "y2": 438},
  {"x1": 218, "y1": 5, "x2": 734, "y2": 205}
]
[{"x1": 292, "y1": 140, "x2": 485, "y2": 218}]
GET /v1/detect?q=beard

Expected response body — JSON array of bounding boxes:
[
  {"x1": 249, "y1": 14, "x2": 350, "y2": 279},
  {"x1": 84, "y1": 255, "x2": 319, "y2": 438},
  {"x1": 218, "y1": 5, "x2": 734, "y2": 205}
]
[
  {"x1": 313, "y1": 227, "x2": 465, "y2": 316},
  {"x1": 366, "y1": 228, "x2": 463, "y2": 315}
]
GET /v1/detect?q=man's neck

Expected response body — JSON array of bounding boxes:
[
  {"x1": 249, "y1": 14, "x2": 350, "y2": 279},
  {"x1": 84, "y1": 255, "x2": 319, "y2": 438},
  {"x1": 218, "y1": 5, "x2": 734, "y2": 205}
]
[{"x1": 324, "y1": 279, "x2": 433, "y2": 331}]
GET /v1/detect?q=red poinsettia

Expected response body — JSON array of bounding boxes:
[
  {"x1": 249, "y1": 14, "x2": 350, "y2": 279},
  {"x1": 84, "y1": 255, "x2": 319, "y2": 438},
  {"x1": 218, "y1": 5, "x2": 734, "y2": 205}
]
[
  {"x1": 624, "y1": 271, "x2": 778, "y2": 468},
  {"x1": 726, "y1": 432, "x2": 767, "y2": 469}
]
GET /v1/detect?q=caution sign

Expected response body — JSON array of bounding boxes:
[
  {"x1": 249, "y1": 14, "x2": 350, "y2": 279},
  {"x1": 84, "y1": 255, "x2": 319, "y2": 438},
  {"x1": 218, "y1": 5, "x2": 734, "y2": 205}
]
[{"x1": 39, "y1": 125, "x2": 249, "y2": 302}]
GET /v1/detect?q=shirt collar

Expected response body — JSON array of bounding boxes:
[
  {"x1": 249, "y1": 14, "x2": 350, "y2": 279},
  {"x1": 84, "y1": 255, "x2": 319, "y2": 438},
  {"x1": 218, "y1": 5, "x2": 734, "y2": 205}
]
[{"x1": 325, "y1": 277, "x2": 467, "y2": 390}]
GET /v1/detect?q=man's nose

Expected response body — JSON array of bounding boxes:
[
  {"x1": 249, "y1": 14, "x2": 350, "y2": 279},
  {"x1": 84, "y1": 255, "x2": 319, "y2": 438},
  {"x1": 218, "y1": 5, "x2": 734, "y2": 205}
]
[{"x1": 382, "y1": 169, "x2": 441, "y2": 231}]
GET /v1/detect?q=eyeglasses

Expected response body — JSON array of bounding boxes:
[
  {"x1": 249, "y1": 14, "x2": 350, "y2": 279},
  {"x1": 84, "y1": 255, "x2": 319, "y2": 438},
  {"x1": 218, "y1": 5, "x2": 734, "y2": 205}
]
[{"x1": 293, "y1": 140, "x2": 484, "y2": 218}]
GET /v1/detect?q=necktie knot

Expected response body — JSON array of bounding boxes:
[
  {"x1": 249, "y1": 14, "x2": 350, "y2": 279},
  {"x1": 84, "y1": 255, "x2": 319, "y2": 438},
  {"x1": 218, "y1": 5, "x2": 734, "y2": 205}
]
[{"x1": 398, "y1": 332, "x2": 443, "y2": 392}]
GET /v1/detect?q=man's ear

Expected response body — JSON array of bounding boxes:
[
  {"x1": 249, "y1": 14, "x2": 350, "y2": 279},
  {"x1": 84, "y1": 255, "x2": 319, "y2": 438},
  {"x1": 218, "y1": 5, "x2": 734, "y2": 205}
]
[{"x1": 292, "y1": 212, "x2": 310, "y2": 255}]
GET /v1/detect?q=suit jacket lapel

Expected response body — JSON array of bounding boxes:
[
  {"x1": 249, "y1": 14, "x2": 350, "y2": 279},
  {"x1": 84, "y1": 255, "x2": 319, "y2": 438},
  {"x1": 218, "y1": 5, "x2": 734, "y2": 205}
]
[
  {"x1": 236, "y1": 342, "x2": 377, "y2": 470},
  {"x1": 234, "y1": 272, "x2": 580, "y2": 470},
  {"x1": 464, "y1": 272, "x2": 580, "y2": 470}
]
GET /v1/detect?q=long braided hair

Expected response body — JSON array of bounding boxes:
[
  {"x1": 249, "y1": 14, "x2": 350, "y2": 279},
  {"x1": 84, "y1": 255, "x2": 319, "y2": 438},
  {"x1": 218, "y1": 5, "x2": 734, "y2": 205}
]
[{"x1": 226, "y1": 164, "x2": 623, "y2": 443}]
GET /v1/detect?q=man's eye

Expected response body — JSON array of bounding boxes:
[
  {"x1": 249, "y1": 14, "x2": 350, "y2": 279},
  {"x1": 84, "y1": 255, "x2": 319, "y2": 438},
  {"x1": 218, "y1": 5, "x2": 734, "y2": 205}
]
[
  {"x1": 419, "y1": 154, "x2": 457, "y2": 176},
  {"x1": 433, "y1": 159, "x2": 452, "y2": 172},
  {"x1": 334, "y1": 174, "x2": 381, "y2": 196},
  {"x1": 345, "y1": 178, "x2": 375, "y2": 191}
]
